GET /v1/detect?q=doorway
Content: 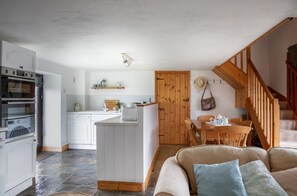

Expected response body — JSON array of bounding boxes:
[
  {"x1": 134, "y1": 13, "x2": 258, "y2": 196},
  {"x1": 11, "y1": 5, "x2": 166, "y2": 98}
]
[
  {"x1": 35, "y1": 74, "x2": 43, "y2": 152},
  {"x1": 155, "y1": 71, "x2": 190, "y2": 144}
]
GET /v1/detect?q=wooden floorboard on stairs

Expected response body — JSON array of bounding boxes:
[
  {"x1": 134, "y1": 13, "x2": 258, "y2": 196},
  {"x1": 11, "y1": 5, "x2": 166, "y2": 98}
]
[{"x1": 279, "y1": 100, "x2": 297, "y2": 148}]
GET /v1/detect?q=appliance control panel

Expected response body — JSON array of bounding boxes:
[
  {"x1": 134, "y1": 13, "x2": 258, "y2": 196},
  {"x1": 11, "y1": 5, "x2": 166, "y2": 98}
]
[{"x1": 1, "y1": 66, "x2": 35, "y2": 80}]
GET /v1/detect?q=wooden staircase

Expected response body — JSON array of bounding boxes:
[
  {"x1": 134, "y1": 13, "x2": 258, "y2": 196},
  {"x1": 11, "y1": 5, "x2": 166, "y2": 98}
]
[
  {"x1": 212, "y1": 18, "x2": 296, "y2": 149},
  {"x1": 213, "y1": 49, "x2": 248, "y2": 108},
  {"x1": 213, "y1": 47, "x2": 280, "y2": 149},
  {"x1": 269, "y1": 87, "x2": 297, "y2": 148}
]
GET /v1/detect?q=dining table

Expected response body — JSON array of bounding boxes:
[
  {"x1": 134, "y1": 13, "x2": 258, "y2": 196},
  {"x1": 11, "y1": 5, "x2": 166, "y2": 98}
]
[{"x1": 190, "y1": 119, "x2": 239, "y2": 144}]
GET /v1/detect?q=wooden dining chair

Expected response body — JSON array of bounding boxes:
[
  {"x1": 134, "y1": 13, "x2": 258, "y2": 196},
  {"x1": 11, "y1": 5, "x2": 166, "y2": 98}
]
[
  {"x1": 197, "y1": 115, "x2": 216, "y2": 144},
  {"x1": 185, "y1": 118, "x2": 201, "y2": 146},
  {"x1": 213, "y1": 125, "x2": 252, "y2": 147},
  {"x1": 197, "y1": 115, "x2": 215, "y2": 123},
  {"x1": 229, "y1": 118, "x2": 253, "y2": 146},
  {"x1": 229, "y1": 118, "x2": 252, "y2": 127}
]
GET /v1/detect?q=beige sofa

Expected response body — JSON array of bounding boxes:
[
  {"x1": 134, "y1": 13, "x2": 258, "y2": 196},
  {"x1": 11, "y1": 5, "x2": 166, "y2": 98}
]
[{"x1": 154, "y1": 145, "x2": 297, "y2": 196}]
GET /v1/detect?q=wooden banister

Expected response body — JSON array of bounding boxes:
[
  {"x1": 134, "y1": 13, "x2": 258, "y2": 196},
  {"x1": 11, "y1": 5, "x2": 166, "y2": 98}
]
[
  {"x1": 247, "y1": 59, "x2": 280, "y2": 149},
  {"x1": 287, "y1": 59, "x2": 297, "y2": 116},
  {"x1": 213, "y1": 18, "x2": 293, "y2": 149}
]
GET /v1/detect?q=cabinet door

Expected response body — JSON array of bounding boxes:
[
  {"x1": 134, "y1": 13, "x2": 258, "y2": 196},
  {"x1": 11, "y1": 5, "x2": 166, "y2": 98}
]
[
  {"x1": 5, "y1": 137, "x2": 36, "y2": 191},
  {"x1": 91, "y1": 122, "x2": 97, "y2": 145},
  {"x1": 0, "y1": 141, "x2": 5, "y2": 195},
  {"x1": 1, "y1": 41, "x2": 36, "y2": 72},
  {"x1": 68, "y1": 115, "x2": 91, "y2": 144}
]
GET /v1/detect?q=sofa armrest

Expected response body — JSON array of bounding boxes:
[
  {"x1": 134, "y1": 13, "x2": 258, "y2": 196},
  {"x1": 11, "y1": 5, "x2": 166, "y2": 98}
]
[
  {"x1": 154, "y1": 157, "x2": 190, "y2": 196},
  {"x1": 268, "y1": 147, "x2": 297, "y2": 172}
]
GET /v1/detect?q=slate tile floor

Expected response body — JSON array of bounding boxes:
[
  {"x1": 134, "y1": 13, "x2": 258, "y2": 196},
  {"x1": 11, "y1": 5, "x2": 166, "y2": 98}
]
[{"x1": 18, "y1": 145, "x2": 187, "y2": 196}]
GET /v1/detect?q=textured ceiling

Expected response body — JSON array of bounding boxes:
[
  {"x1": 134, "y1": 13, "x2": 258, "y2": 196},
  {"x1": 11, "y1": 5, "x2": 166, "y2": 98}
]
[{"x1": 0, "y1": 0, "x2": 296, "y2": 70}]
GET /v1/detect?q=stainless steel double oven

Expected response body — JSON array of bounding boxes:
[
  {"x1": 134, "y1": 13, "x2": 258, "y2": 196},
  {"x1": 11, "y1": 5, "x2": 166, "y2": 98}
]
[{"x1": 1, "y1": 67, "x2": 35, "y2": 141}]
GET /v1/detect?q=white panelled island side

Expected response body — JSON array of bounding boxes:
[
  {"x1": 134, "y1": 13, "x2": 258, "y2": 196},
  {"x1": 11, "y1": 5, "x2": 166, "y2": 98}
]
[{"x1": 95, "y1": 103, "x2": 159, "y2": 192}]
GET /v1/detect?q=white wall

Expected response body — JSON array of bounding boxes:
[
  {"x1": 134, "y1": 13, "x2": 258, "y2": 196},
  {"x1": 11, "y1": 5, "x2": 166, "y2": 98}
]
[
  {"x1": 42, "y1": 74, "x2": 62, "y2": 148},
  {"x1": 36, "y1": 58, "x2": 77, "y2": 148},
  {"x1": 268, "y1": 19, "x2": 297, "y2": 96},
  {"x1": 251, "y1": 37, "x2": 270, "y2": 85},
  {"x1": 250, "y1": 19, "x2": 297, "y2": 96},
  {"x1": 86, "y1": 71, "x2": 154, "y2": 95},
  {"x1": 84, "y1": 71, "x2": 155, "y2": 110},
  {"x1": 190, "y1": 71, "x2": 245, "y2": 119}
]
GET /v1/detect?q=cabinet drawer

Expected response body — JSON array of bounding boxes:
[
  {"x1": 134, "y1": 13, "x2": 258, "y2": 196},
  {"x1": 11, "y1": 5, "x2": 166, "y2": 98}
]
[{"x1": 68, "y1": 115, "x2": 91, "y2": 121}]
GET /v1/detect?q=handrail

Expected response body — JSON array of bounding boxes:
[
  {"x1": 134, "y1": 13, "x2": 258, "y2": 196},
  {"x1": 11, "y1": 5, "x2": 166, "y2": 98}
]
[
  {"x1": 287, "y1": 61, "x2": 297, "y2": 115},
  {"x1": 247, "y1": 59, "x2": 280, "y2": 149},
  {"x1": 227, "y1": 48, "x2": 250, "y2": 73},
  {"x1": 222, "y1": 18, "x2": 292, "y2": 66},
  {"x1": 247, "y1": 59, "x2": 274, "y2": 100}
]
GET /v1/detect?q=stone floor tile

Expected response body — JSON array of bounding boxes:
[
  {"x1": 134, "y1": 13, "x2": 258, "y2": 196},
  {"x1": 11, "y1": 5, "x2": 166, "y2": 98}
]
[{"x1": 18, "y1": 145, "x2": 187, "y2": 196}]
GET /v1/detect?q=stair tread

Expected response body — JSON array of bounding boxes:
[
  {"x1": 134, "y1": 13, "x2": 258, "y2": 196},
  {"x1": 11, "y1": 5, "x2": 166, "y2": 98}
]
[
  {"x1": 280, "y1": 119, "x2": 297, "y2": 130},
  {"x1": 280, "y1": 141, "x2": 297, "y2": 148},
  {"x1": 280, "y1": 129, "x2": 297, "y2": 143}
]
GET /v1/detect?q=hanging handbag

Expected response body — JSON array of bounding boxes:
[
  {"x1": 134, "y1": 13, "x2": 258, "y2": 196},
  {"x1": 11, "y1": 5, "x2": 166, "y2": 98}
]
[{"x1": 201, "y1": 82, "x2": 216, "y2": 111}]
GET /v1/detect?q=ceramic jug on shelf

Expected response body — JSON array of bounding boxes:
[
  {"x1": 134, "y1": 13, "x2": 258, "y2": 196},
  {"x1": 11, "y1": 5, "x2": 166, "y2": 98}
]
[{"x1": 74, "y1": 102, "x2": 81, "y2": 112}]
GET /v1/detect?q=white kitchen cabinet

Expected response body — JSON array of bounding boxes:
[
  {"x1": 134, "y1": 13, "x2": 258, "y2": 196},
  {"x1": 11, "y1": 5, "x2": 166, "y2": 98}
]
[
  {"x1": 4, "y1": 136, "x2": 36, "y2": 196},
  {"x1": 0, "y1": 138, "x2": 5, "y2": 196},
  {"x1": 68, "y1": 115, "x2": 91, "y2": 145},
  {"x1": 67, "y1": 113, "x2": 120, "y2": 149},
  {"x1": 1, "y1": 41, "x2": 36, "y2": 72}
]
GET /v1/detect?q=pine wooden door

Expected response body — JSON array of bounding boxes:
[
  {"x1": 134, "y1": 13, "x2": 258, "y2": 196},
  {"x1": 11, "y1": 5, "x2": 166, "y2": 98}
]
[{"x1": 155, "y1": 71, "x2": 190, "y2": 144}]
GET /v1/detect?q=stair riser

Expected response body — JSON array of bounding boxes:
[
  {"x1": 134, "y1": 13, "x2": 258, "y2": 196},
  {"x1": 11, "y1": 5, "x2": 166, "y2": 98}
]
[
  {"x1": 280, "y1": 120, "x2": 297, "y2": 130},
  {"x1": 280, "y1": 110, "x2": 294, "y2": 120},
  {"x1": 280, "y1": 130, "x2": 297, "y2": 142},
  {"x1": 279, "y1": 101, "x2": 288, "y2": 110}
]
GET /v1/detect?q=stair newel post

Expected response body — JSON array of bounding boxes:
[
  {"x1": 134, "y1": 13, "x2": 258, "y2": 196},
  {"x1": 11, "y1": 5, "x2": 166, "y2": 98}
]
[{"x1": 272, "y1": 98, "x2": 280, "y2": 147}]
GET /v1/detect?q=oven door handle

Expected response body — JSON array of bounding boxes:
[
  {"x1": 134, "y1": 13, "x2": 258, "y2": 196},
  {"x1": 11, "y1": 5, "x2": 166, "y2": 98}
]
[
  {"x1": 8, "y1": 76, "x2": 35, "y2": 83},
  {"x1": 7, "y1": 101, "x2": 35, "y2": 104}
]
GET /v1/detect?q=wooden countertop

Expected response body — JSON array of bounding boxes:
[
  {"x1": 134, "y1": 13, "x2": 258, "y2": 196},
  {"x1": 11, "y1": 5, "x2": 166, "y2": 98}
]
[{"x1": 136, "y1": 102, "x2": 157, "y2": 107}]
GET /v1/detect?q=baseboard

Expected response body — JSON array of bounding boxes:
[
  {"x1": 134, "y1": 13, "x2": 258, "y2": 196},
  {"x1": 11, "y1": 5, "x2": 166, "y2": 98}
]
[
  {"x1": 5, "y1": 178, "x2": 32, "y2": 196},
  {"x1": 143, "y1": 146, "x2": 160, "y2": 190},
  {"x1": 42, "y1": 144, "x2": 68, "y2": 152},
  {"x1": 61, "y1": 144, "x2": 69, "y2": 152},
  {"x1": 97, "y1": 181, "x2": 143, "y2": 192},
  {"x1": 97, "y1": 146, "x2": 160, "y2": 192}
]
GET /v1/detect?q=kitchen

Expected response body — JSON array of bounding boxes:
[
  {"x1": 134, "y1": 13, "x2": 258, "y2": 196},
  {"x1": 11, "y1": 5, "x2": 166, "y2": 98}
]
[{"x1": 0, "y1": 40, "x2": 159, "y2": 195}]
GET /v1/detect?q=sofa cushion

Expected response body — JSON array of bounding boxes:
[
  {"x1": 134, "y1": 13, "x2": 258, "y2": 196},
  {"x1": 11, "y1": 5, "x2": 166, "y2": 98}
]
[
  {"x1": 268, "y1": 147, "x2": 297, "y2": 172},
  {"x1": 154, "y1": 157, "x2": 190, "y2": 196},
  {"x1": 271, "y1": 167, "x2": 297, "y2": 195},
  {"x1": 175, "y1": 145, "x2": 269, "y2": 194},
  {"x1": 240, "y1": 160, "x2": 288, "y2": 196},
  {"x1": 193, "y1": 159, "x2": 247, "y2": 196}
]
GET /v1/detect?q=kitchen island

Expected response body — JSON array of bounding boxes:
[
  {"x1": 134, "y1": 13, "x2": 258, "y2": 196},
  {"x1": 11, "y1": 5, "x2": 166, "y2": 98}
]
[{"x1": 95, "y1": 103, "x2": 159, "y2": 192}]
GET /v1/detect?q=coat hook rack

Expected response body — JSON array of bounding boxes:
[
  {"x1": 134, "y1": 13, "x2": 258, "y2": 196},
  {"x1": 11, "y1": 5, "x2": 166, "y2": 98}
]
[{"x1": 207, "y1": 79, "x2": 223, "y2": 85}]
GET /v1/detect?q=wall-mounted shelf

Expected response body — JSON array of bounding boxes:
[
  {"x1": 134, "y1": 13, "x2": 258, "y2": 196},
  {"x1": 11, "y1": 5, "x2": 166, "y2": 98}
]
[{"x1": 91, "y1": 86, "x2": 125, "y2": 89}]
